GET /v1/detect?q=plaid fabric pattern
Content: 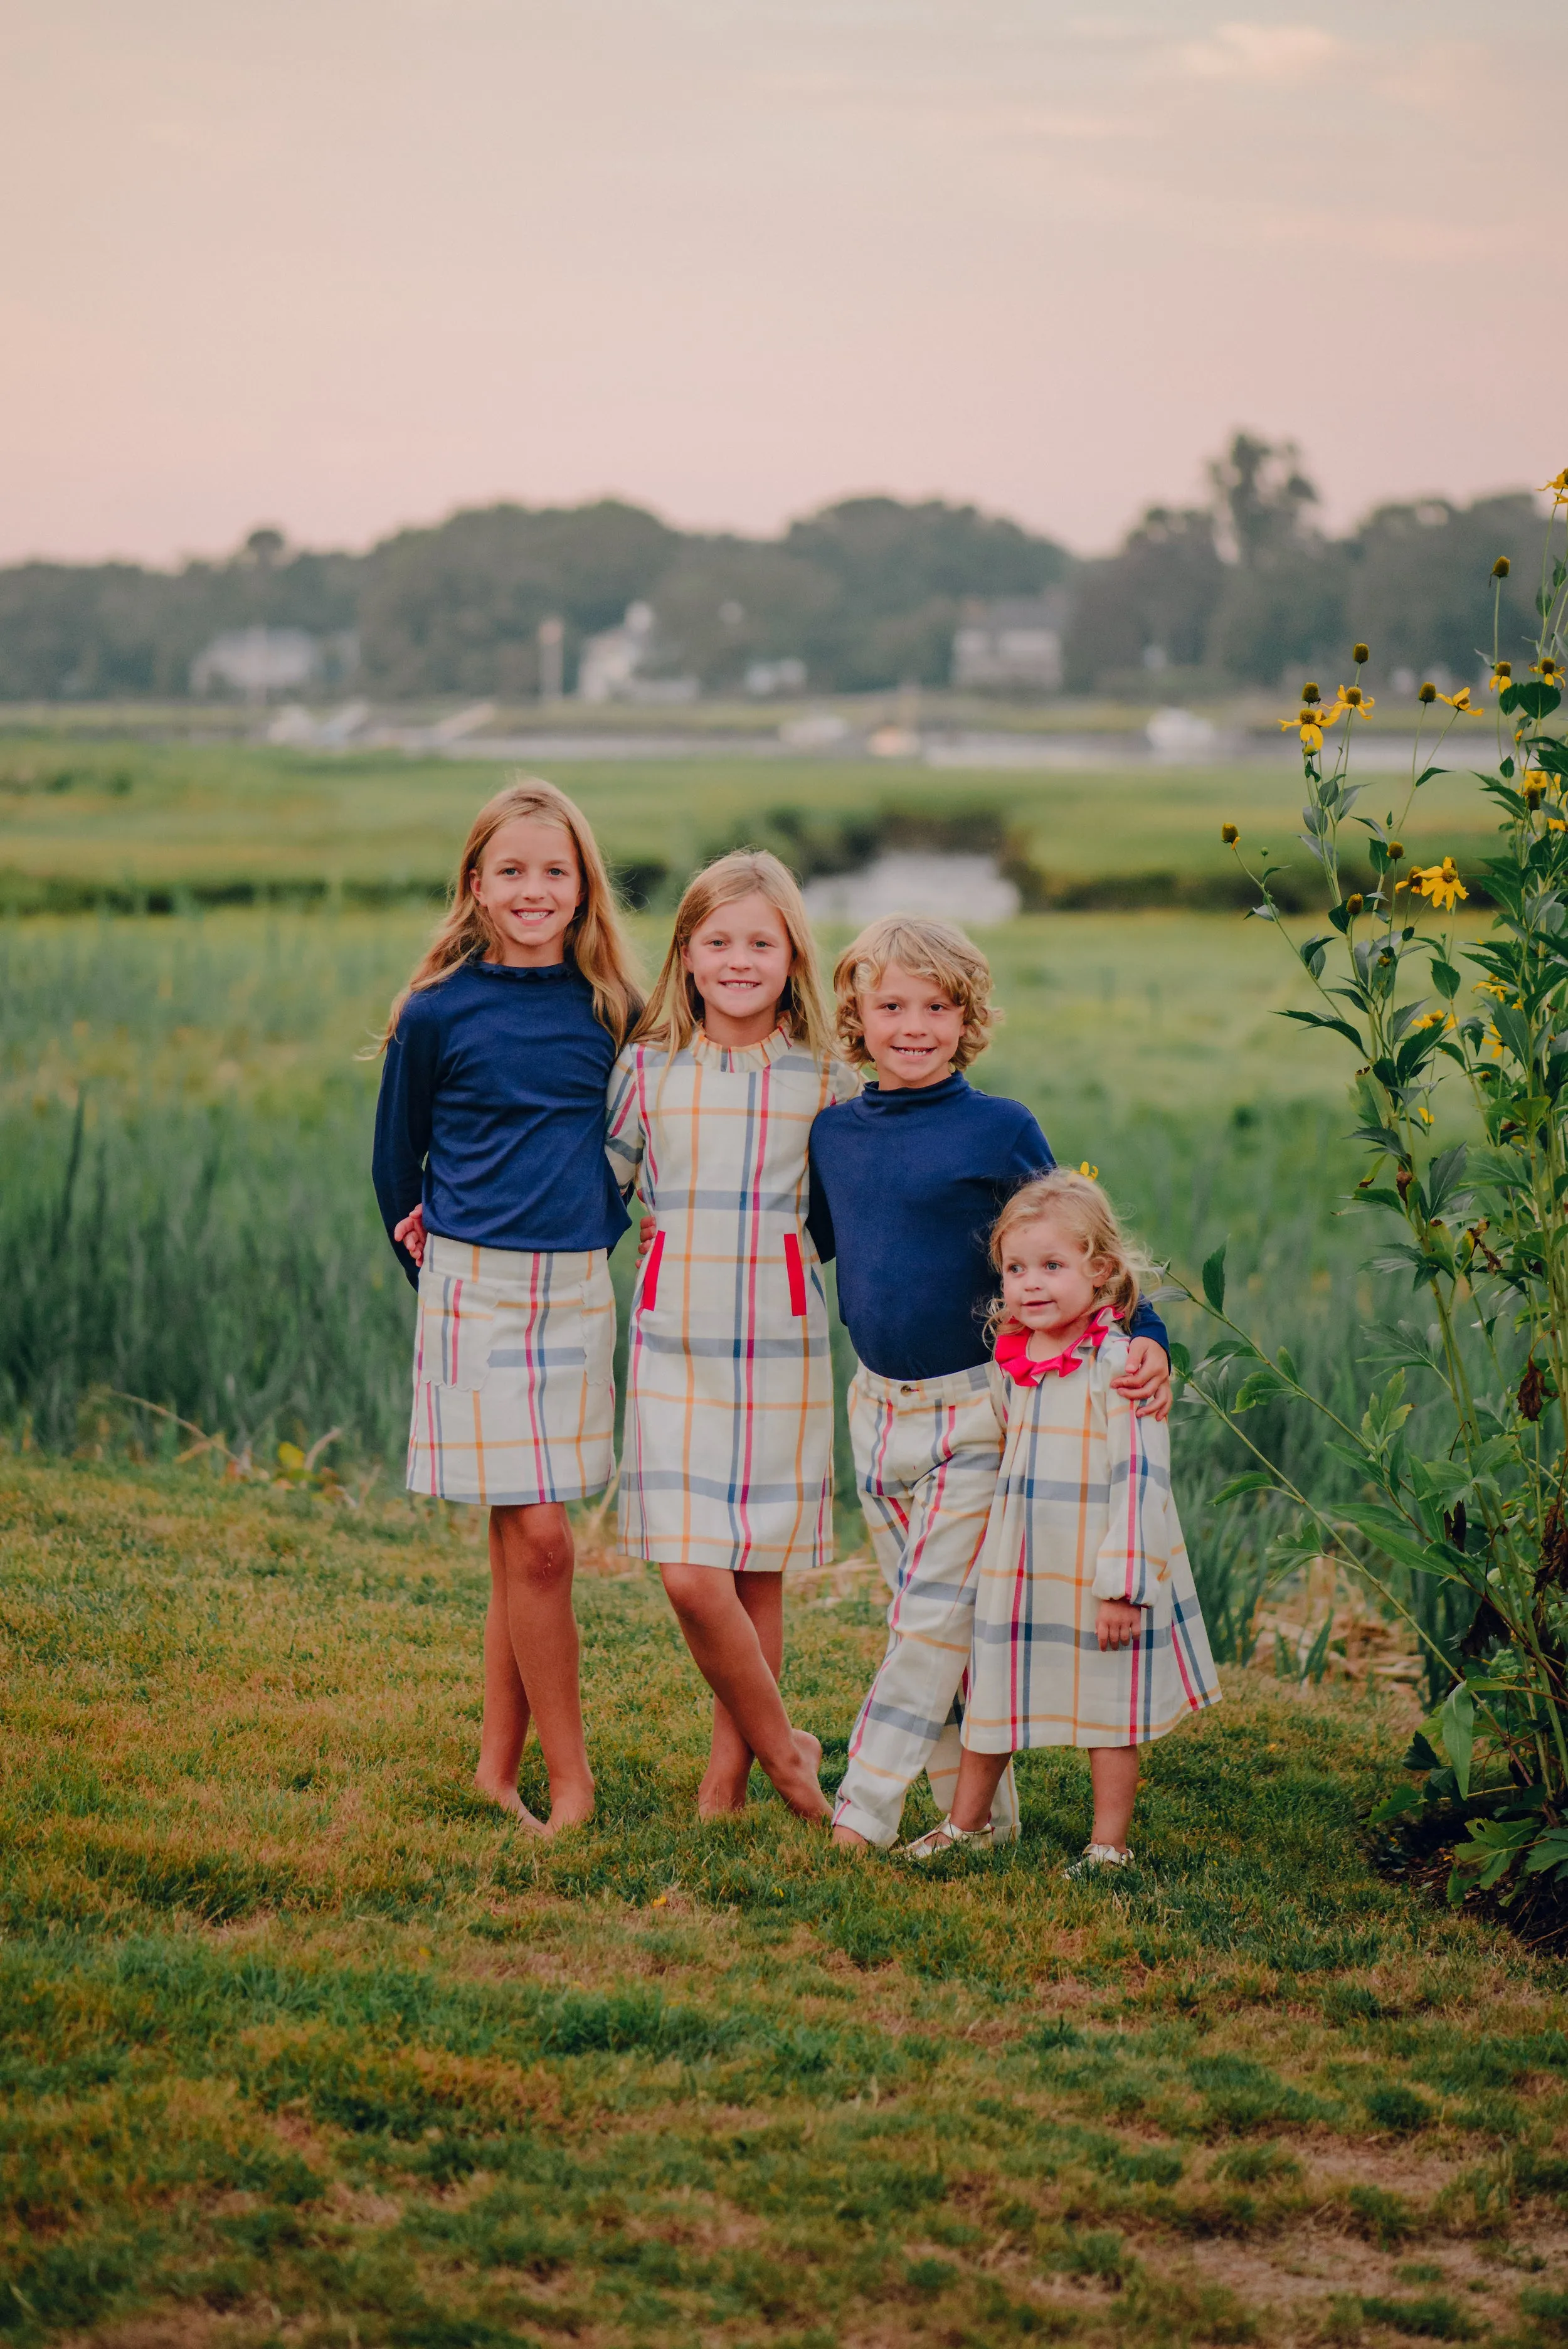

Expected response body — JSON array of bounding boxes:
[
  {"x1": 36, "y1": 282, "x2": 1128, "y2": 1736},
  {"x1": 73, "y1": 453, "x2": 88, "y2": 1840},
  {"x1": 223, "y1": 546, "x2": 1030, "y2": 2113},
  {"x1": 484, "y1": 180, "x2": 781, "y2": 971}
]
[
  {"x1": 832, "y1": 1364, "x2": 1020, "y2": 1847},
  {"x1": 406, "y1": 1235, "x2": 615, "y2": 1507},
  {"x1": 964, "y1": 1331, "x2": 1221, "y2": 1751},
  {"x1": 607, "y1": 1027, "x2": 857, "y2": 1572}
]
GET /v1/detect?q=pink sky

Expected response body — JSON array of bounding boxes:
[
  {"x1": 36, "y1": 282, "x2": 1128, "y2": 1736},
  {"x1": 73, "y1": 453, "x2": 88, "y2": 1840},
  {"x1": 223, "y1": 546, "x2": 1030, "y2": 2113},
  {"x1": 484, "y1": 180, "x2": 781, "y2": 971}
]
[{"x1": 3, "y1": 0, "x2": 1562, "y2": 566}]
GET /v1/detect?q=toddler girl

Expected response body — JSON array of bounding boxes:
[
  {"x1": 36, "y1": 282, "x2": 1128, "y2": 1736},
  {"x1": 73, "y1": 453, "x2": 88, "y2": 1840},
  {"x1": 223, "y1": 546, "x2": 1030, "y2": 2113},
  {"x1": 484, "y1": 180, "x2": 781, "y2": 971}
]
[
  {"x1": 607, "y1": 850, "x2": 857, "y2": 1821},
  {"x1": 372, "y1": 778, "x2": 642, "y2": 1834},
  {"x1": 904, "y1": 1169, "x2": 1219, "y2": 1867}
]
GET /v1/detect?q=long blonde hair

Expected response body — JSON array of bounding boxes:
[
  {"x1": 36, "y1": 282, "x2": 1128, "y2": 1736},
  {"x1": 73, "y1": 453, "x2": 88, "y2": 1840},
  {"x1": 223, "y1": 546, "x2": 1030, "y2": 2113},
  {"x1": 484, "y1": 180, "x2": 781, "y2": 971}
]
[
  {"x1": 988, "y1": 1168, "x2": 1155, "y2": 1335},
  {"x1": 633, "y1": 849, "x2": 834, "y2": 1059},
  {"x1": 376, "y1": 778, "x2": 642, "y2": 1050}
]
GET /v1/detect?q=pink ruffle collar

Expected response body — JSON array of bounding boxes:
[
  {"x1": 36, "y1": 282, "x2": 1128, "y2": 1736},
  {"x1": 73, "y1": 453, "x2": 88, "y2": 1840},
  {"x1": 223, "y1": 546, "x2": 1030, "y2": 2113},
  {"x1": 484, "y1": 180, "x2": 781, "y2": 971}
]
[{"x1": 995, "y1": 1304, "x2": 1116, "y2": 1387}]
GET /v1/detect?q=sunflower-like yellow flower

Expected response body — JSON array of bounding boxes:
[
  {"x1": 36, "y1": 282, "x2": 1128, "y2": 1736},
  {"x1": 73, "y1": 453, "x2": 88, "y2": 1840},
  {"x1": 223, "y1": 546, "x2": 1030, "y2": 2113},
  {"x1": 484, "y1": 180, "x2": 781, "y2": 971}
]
[
  {"x1": 1278, "y1": 704, "x2": 1339, "y2": 751},
  {"x1": 1221, "y1": 822, "x2": 1239, "y2": 845},
  {"x1": 1550, "y1": 819, "x2": 1567, "y2": 835},
  {"x1": 1079, "y1": 1162, "x2": 1099, "y2": 1180},
  {"x1": 1535, "y1": 655, "x2": 1564, "y2": 686},
  {"x1": 1490, "y1": 661, "x2": 1513, "y2": 692},
  {"x1": 1329, "y1": 683, "x2": 1375, "y2": 721},
  {"x1": 1412, "y1": 856, "x2": 1468, "y2": 911},
  {"x1": 1540, "y1": 469, "x2": 1568, "y2": 509},
  {"x1": 1438, "y1": 686, "x2": 1480, "y2": 713},
  {"x1": 1475, "y1": 980, "x2": 1512, "y2": 1002},
  {"x1": 1416, "y1": 1105, "x2": 1434, "y2": 1125}
]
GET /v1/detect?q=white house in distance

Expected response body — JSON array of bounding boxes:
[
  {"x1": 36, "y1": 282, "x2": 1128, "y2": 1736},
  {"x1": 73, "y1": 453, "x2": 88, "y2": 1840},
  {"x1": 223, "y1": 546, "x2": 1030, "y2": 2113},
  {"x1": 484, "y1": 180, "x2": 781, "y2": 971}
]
[
  {"x1": 191, "y1": 626, "x2": 318, "y2": 699},
  {"x1": 576, "y1": 602, "x2": 698, "y2": 704},
  {"x1": 951, "y1": 592, "x2": 1069, "y2": 692}
]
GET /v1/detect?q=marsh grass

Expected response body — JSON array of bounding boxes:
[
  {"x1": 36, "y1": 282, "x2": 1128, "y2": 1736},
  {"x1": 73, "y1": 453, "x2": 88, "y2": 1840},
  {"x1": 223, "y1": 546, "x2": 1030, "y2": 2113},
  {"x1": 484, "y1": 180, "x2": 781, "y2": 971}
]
[
  {"x1": 2, "y1": 903, "x2": 1456, "y2": 1648},
  {"x1": 3, "y1": 1459, "x2": 1568, "y2": 2343}
]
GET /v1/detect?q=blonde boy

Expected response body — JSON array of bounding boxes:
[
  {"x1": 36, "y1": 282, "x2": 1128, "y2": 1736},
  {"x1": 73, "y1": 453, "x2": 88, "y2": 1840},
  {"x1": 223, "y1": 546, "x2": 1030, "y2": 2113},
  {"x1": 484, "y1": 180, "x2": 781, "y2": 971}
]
[{"x1": 803, "y1": 916, "x2": 1170, "y2": 1850}]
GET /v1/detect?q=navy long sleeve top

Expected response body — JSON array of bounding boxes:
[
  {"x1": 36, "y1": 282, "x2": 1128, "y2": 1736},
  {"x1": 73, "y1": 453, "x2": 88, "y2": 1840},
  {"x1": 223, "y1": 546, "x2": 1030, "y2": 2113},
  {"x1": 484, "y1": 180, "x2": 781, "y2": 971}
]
[
  {"x1": 805, "y1": 1071, "x2": 1167, "y2": 1380},
  {"x1": 371, "y1": 958, "x2": 629, "y2": 1288}
]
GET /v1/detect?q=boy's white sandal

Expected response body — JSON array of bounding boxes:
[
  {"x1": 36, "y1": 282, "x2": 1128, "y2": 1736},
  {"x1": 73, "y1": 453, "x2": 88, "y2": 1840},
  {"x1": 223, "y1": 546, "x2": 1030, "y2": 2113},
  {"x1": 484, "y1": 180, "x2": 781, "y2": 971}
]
[
  {"x1": 1064, "y1": 1842, "x2": 1135, "y2": 1877},
  {"x1": 898, "y1": 1816, "x2": 994, "y2": 1861}
]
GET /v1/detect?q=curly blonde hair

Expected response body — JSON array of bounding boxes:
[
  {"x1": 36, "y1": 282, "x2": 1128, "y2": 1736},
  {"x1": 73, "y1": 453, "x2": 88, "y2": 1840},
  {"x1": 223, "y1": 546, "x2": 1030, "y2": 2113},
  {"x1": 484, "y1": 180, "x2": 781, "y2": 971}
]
[
  {"x1": 633, "y1": 849, "x2": 835, "y2": 1060},
  {"x1": 374, "y1": 778, "x2": 642, "y2": 1051},
  {"x1": 832, "y1": 915, "x2": 997, "y2": 1071},
  {"x1": 988, "y1": 1168, "x2": 1155, "y2": 1332}
]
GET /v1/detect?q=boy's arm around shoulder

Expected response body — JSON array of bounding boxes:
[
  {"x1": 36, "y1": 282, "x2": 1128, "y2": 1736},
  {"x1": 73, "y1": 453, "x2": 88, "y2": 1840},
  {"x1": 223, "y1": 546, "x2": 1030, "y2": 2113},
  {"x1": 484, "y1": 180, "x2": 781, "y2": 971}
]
[{"x1": 1092, "y1": 1344, "x2": 1170, "y2": 1609}]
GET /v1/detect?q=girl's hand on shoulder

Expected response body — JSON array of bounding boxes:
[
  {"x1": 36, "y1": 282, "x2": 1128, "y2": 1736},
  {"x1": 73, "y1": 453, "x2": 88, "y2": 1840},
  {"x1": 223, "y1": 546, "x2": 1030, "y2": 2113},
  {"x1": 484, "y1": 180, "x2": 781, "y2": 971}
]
[
  {"x1": 395, "y1": 1202, "x2": 428, "y2": 1268},
  {"x1": 638, "y1": 1214, "x2": 656, "y2": 1262},
  {"x1": 1095, "y1": 1598, "x2": 1145, "y2": 1652},
  {"x1": 1114, "y1": 1337, "x2": 1171, "y2": 1422}
]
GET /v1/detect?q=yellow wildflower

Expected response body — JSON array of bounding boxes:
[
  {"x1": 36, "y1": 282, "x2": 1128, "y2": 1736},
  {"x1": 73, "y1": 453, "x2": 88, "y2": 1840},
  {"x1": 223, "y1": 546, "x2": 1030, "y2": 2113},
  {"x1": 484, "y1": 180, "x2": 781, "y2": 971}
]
[
  {"x1": 1475, "y1": 981, "x2": 1511, "y2": 1001},
  {"x1": 1412, "y1": 856, "x2": 1468, "y2": 911},
  {"x1": 1329, "y1": 683, "x2": 1374, "y2": 721},
  {"x1": 1279, "y1": 704, "x2": 1338, "y2": 751},
  {"x1": 1535, "y1": 655, "x2": 1564, "y2": 686},
  {"x1": 1489, "y1": 661, "x2": 1512, "y2": 692},
  {"x1": 1221, "y1": 822, "x2": 1239, "y2": 845},
  {"x1": 1539, "y1": 469, "x2": 1568, "y2": 509},
  {"x1": 1079, "y1": 1162, "x2": 1099, "y2": 1180},
  {"x1": 1412, "y1": 1010, "x2": 1457, "y2": 1032},
  {"x1": 1438, "y1": 686, "x2": 1480, "y2": 713},
  {"x1": 1416, "y1": 1106, "x2": 1434, "y2": 1125},
  {"x1": 1550, "y1": 819, "x2": 1567, "y2": 835}
]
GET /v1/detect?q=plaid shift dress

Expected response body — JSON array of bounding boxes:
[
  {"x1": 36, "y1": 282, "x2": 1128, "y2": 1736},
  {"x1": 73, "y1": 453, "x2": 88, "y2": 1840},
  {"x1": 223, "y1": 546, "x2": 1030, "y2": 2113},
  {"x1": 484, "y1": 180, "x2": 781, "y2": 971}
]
[
  {"x1": 964, "y1": 1315, "x2": 1221, "y2": 1751},
  {"x1": 607, "y1": 1026, "x2": 858, "y2": 1572}
]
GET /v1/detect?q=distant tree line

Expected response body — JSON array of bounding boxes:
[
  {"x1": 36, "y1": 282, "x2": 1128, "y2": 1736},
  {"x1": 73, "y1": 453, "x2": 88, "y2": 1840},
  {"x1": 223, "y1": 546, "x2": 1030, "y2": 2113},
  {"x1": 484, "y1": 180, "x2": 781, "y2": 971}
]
[
  {"x1": 0, "y1": 445, "x2": 1550, "y2": 702},
  {"x1": 1063, "y1": 435, "x2": 1550, "y2": 693}
]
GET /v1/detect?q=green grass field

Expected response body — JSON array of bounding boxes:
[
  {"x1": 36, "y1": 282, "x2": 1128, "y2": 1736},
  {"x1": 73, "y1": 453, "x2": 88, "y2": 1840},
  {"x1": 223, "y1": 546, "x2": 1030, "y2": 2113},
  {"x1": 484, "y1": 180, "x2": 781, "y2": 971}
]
[
  {"x1": 2, "y1": 724, "x2": 1539, "y2": 2340},
  {"x1": 5, "y1": 1458, "x2": 1568, "y2": 2348},
  {"x1": 0, "y1": 732, "x2": 1502, "y2": 913}
]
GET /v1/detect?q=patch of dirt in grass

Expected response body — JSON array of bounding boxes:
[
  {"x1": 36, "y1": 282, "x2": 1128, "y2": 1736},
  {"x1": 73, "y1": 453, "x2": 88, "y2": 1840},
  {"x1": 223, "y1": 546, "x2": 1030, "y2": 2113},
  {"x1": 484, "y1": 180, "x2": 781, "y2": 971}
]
[
  {"x1": 1177, "y1": 2225, "x2": 1568, "y2": 2312},
  {"x1": 1296, "y1": 2143, "x2": 1470, "y2": 2195}
]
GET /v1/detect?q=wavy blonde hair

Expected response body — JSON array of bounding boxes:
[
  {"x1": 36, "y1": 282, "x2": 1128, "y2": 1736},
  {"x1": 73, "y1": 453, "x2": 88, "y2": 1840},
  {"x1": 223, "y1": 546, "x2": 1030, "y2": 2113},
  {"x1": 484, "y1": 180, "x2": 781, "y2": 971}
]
[
  {"x1": 633, "y1": 849, "x2": 834, "y2": 1059},
  {"x1": 375, "y1": 778, "x2": 642, "y2": 1051},
  {"x1": 832, "y1": 915, "x2": 997, "y2": 1071},
  {"x1": 988, "y1": 1167, "x2": 1155, "y2": 1335}
]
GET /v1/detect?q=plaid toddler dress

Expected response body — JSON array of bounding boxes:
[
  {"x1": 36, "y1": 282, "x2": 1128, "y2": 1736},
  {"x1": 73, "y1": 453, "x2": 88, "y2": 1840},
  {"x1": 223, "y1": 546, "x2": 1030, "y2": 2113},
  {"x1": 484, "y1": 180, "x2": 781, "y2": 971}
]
[
  {"x1": 964, "y1": 1313, "x2": 1221, "y2": 1750},
  {"x1": 607, "y1": 1026, "x2": 858, "y2": 1571}
]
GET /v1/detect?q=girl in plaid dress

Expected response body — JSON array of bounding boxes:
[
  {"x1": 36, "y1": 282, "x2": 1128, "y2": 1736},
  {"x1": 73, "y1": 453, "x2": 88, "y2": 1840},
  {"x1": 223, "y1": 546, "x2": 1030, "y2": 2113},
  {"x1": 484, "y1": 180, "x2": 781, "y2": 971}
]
[
  {"x1": 904, "y1": 1170, "x2": 1219, "y2": 1869},
  {"x1": 608, "y1": 851, "x2": 857, "y2": 1821},
  {"x1": 373, "y1": 780, "x2": 642, "y2": 1836}
]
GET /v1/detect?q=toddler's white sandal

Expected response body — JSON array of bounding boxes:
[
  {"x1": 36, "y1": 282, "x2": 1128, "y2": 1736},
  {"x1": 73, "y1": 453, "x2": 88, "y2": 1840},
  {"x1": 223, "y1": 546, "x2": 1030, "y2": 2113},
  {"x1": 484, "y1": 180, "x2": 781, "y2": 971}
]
[
  {"x1": 899, "y1": 1816, "x2": 994, "y2": 1862},
  {"x1": 1064, "y1": 1842, "x2": 1135, "y2": 1878}
]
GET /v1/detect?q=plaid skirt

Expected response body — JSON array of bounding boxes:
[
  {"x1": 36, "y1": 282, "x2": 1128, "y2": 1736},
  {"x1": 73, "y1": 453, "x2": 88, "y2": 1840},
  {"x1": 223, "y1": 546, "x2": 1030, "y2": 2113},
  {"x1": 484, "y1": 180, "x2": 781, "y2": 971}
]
[{"x1": 406, "y1": 1235, "x2": 616, "y2": 1507}]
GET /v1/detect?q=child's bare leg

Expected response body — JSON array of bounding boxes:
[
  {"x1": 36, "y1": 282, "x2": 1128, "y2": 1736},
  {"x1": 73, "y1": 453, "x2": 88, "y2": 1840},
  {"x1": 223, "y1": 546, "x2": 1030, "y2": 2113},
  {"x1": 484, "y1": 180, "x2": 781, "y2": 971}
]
[
  {"x1": 950, "y1": 1747, "x2": 1014, "y2": 1833},
  {"x1": 662, "y1": 1564, "x2": 829, "y2": 1820},
  {"x1": 701, "y1": 1573, "x2": 802, "y2": 1816},
  {"x1": 474, "y1": 1514, "x2": 540, "y2": 1823},
  {"x1": 1089, "y1": 1745, "x2": 1139, "y2": 1853},
  {"x1": 494, "y1": 1501, "x2": 596, "y2": 1833}
]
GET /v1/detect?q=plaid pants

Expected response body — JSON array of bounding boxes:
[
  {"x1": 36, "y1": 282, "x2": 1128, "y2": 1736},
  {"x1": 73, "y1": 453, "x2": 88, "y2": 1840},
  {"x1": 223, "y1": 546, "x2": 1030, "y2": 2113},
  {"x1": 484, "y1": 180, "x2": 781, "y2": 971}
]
[{"x1": 832, "y1": 1363, "x2": 1020, "y2": 1847}]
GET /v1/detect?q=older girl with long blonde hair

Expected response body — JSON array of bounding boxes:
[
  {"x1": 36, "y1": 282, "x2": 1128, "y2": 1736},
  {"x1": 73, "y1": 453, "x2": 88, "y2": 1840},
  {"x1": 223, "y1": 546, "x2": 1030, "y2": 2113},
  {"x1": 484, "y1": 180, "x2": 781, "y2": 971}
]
[
  {"x1": 373, "y1": 778, "x2": 641, "y2": 1835},
  {"x1": 607, "y1": 849, "x2": 856, "y2": 1822}
]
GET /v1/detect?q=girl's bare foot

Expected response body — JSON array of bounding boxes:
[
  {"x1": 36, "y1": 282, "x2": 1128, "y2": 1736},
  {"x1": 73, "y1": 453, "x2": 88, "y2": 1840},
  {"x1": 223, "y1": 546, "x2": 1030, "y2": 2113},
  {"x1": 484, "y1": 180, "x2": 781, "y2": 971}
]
[
  {"x1": 697, "y1": 1764, "x2": 752, "y2": 1817},
  {"x1": 832, "y1": 1824, "x2": 871, "y2": 1849},
  {"x1": 472, "y1": 1769, "x2": 544, "y2": 1829},
  {"x1": 538, "y1": 1778, "x2": 596, "y2": 1837},
  {"x1": 763, "y1": 1729, "x2": 829, "y2": 1822}
]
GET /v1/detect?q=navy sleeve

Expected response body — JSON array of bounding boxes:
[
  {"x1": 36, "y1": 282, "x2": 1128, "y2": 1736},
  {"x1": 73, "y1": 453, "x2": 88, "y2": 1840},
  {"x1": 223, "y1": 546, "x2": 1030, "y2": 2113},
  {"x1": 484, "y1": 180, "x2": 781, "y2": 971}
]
[
  {"x1": 1126, "y1": 1294, "x2": 1170, "y2": 1358},
  {"x1": 1007, "y1": 1108, "x2": 1057, "y2": 1184},
  {"x1": 372, "y1": 1004, "x2": 440, "y2": 1290},
  {"x1": 805, "y1": 1126, "x2": 837, "y2": 1265}
]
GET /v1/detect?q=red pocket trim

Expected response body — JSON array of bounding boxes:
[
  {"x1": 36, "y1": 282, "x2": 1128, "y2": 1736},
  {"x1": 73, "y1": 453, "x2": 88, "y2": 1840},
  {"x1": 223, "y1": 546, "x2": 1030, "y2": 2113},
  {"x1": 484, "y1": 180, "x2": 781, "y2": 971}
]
[
  {"x1": 783, "y1": 1231, "x2": 807, "y2": 1317},
  {"x1": 641, "y1": 1228, "x2": 666, "y2": 1313}
]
